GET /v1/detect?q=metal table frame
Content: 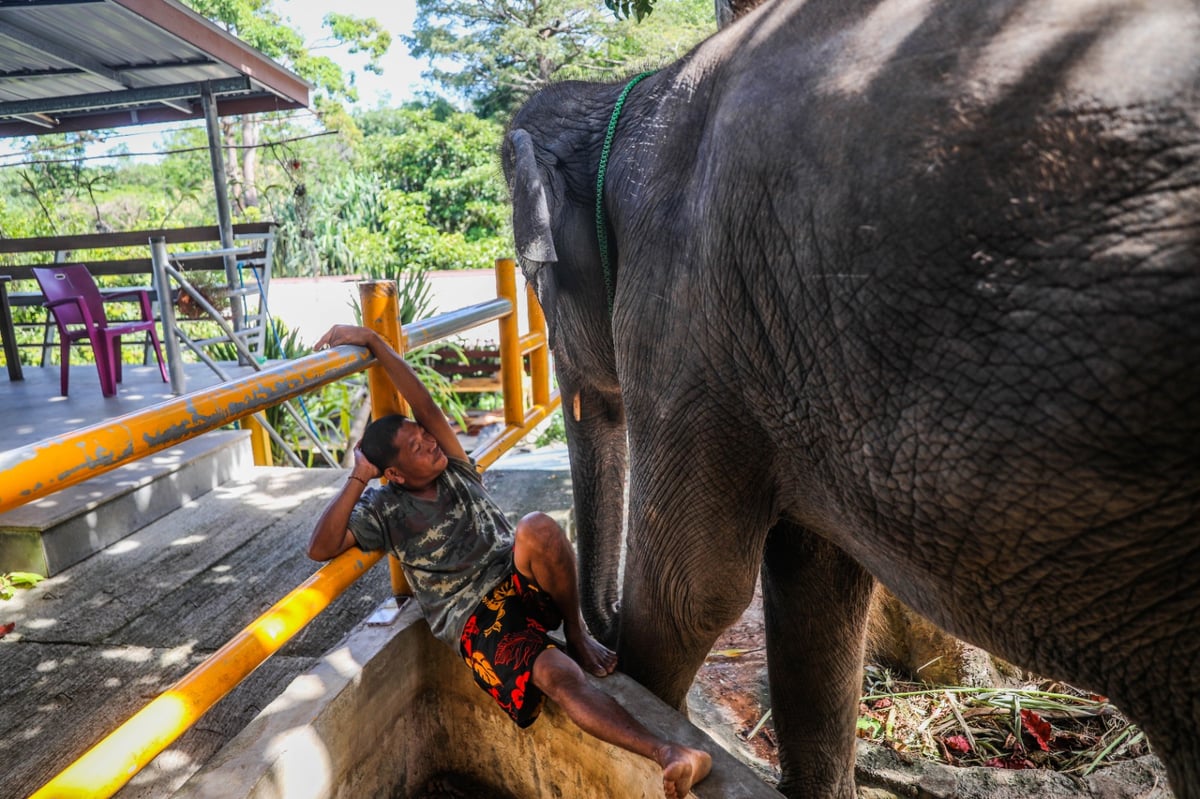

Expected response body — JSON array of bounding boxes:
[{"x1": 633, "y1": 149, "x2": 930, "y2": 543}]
[{"x1": 0, "y1": 275, "x2": 23, "y2": 381}]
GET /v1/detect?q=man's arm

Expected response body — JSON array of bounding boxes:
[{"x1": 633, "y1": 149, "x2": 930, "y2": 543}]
[
  {"x1": 309, "y1": 446, "x2": 376, "y2": 561},
  {"x1": 314, "y1": 325, "x2": 468, "y2": 463}
]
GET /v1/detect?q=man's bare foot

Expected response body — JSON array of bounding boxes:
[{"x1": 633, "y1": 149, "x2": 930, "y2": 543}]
[
  {"x1": 567, "y1": 630, "x2": 617, "y2": 676},
  {"x1": 658, "y1": 744, "x2": 712, "y2": 798}
]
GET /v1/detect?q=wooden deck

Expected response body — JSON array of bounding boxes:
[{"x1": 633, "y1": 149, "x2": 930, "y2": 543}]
[{"x1": 0, "y1": 361, "x2": 267, "y2": 456}]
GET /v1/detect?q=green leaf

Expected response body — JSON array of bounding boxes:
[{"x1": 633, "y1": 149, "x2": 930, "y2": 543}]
[
  {"x1": 7, "y1": 572, "x2": 44, "y2": 588},
  {"x1": 857, "y1": 716, "x2": 882, "y2": 737}
]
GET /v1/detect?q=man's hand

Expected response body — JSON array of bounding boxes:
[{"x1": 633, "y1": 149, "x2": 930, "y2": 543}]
[
  {"x1": 311, "y1": 323, "x2": 469, "y2": 466},
  {"x1": 350, "y1": 444, "x2": 380, "y2": 482},
  {"x1": 314, "y1": 324, "x2": 378, "y2": 351},
  {"x1": 308, "y1": 442, "x2": 376, "y2": 562}
]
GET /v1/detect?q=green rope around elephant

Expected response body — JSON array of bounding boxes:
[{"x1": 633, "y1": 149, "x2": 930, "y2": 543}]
[{"x1": 595, "y1": 70, "x2": 656, "y2": 315}]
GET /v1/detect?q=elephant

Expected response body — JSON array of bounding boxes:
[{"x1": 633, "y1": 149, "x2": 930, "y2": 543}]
[{"x1": 502, "y1": 0, "x2": 1200, "y2": 796}]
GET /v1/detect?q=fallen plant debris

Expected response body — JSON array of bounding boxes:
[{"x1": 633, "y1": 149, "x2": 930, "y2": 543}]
[
  {"x1": 1, "y1": 571, "x2": 44, "y2": 642},
  {"x1": 856, "y1": 665, "x2": 1150, "y2": 776},
  {"x1": 0, "y1": 571, "x2": 43, "y2": 600}
]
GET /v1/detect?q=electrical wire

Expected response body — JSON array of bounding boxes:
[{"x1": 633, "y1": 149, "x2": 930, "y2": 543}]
[{"x1": 0, "y1": 129, "x2": 338, "y2": 169}]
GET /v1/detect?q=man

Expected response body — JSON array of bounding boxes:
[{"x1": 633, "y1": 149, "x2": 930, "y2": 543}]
[{"x1": 308, "y1": 324, "x2": 712, "y2": 799}]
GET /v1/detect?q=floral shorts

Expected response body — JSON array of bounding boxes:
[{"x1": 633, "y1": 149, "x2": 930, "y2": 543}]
[{"x1": 459, "y1": 567, "x2": 562, "y2": 727}]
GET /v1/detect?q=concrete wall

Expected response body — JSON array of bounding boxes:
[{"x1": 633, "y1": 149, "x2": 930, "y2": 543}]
[
  {"x1": 174, "y1": 601, "x2": 782, "y2": 799},
  {"x1": 268, "y1": 270, "x2": 530, "y2": 350}
]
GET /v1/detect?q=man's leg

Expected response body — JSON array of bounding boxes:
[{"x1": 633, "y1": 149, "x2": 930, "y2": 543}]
[
  {"x1": 533, "y1": 648, "x2": 712, "y2": 799},
  {"x1": 513, "y1": 511, "x2": 616, "y2": 676}
]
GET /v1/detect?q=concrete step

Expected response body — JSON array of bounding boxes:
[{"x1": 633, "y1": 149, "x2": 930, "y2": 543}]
[{"x1": 0, "y1": 429, "x2": 253, "y2": 575}]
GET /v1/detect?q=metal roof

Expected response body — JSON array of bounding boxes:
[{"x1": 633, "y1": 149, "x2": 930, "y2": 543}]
[{"x1": 0, "y1": 0, "x2": 311, "y2": 138}]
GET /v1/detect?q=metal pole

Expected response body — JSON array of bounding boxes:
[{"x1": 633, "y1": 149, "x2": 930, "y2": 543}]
[
  {"x1": 495, "y1": 258, "x2": 524, "y2": 428},
  {"x1": 358, "y1": 279, "x2": 411, "y2": 598},
  {"x1": 149, "y1": 236, "x2": 187, "y2": 394},
  {"x1": 359, "y1": 280, "x2": 407, "y2": 418},
  {"x1": 527, "y1": 280, "x2": 551, "y2": 408},
  {"x1": 200, "y1": 82, "x2": 247, "y2": 362}
]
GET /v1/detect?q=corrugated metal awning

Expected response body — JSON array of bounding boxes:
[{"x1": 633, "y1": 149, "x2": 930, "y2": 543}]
[{"x1": 0, "y1": 0, "x2": 311, "y2": 137}]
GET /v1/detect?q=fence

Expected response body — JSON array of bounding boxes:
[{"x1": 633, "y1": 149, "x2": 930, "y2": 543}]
[{"x1": 0, "y1": 223, "x2": 275, "y2": 369}]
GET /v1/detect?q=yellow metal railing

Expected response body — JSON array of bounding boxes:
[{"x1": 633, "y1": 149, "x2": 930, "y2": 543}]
[{"x1": 26, "y1": 258, "x2": 560, "y2": 799}]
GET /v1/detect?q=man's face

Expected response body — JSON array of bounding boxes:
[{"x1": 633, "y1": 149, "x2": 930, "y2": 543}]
[{"x1": 387, "y1": 421, "x2": 448, "y2": 486}]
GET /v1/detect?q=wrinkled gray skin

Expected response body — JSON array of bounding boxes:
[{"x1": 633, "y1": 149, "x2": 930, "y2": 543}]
[{"x1": 503, "y1": 1, "x2": 1200, "y2": 796}]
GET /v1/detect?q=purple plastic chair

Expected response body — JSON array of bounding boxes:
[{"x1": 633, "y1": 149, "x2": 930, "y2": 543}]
[{"x1": 33, "y1": 265, "x2": 168, "y2": 397}]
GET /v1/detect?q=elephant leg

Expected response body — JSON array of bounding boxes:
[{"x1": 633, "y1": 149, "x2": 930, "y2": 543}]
[
  {"x1": 1126, "y1": 689, "x2": 1200, "y2": 799},
  {"x1": 617, "y1": 480, "x2": 769, "y2": 712},
  {"x1": 1156, "y1": 739, "x2": 1200, "y2": 799},
  {"x1": 763, "y1": 521, "x2": 874, "y2": 799}
]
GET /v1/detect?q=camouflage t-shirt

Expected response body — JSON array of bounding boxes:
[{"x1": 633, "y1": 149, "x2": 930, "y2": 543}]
[{"x1": 347, "y1": 457, "x2": 514, "y2": 647}]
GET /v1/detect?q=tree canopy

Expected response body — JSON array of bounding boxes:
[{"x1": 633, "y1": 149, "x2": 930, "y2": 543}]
[
  {"x1": 182, "y1": 0, "x2": 391, "y2": 108},
  {"x1": 407, "y1": 0, "x2": 713, "y2": 118}
]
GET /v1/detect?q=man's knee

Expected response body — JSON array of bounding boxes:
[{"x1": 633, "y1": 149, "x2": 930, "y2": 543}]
[
  {"x1": 532, "y1": 647, "x2": 586, "y2": 699},
  {"x1": 514, "y1": 511, "x2": 563, "y2": 553}
]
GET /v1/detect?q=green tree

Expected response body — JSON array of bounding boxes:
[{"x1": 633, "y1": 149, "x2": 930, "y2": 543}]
[
  {"x1": 358, "y1": 106, "x2": 508, "y2": 237},
  {"x1": 407, "y1": 0, "x2": 713, "y2": 118},
  {"x1": 0, "y1": 133, "x2": 108, "y2": 236},
  {"x1": 271, "y1": 103, "x2": 510, "y2": 278}
]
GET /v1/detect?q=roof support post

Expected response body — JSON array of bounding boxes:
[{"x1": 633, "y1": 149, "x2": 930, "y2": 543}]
[
  {"x1": 201, "y1": 82, "x2": 248, "y2": 364},
  {"x1": 150, "y1": 236, "x2": 187, "y2": 394}
]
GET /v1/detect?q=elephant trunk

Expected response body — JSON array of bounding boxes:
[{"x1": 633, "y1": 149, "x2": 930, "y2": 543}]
[{"x1": 561, "y1": 383, "x2": 628, "y2": 647}]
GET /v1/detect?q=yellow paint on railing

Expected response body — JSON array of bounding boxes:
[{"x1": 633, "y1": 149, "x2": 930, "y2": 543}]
[
  {"x1": 0, "y1": 347, "x2": 372, "y2": 515},
  {"x1": 496, "y1": 258, "x2": 525, "y2": 429},
  {"x1": 29, "y1": 547, "x2": 383, "y2": 799},
  {"x1": 359, "y1": 280, "x2": 408, "y2": 418},
  {"x1": 241, "y1": 415, "x2": 274, "y2": 467},
  {"x1": 0, "y1": 298, "x2": 514, "y2": 516},
  {"x1": 473, "y1": 399, "x2": 561, "y2": 472}
]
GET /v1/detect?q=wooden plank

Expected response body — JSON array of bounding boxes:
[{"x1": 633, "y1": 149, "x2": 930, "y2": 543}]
[
  {"x1": 0, "y1": 223, "x2": 273, "y2": 255},
  {"x1": 1, "y1": 641, "x2": 312, "y2": 799},
  {"x1": 448, "y1": 376, "x2": 504, "y2": 393},
  {"x1": 5, "y1": 469, "x2": 348, "y2": 644},
  {"x1": 117, "y1": 472, "x2": 392, "y2": 654},
  {"x1": 0, "y1": 251, "x2": 267, "y2": 282}
]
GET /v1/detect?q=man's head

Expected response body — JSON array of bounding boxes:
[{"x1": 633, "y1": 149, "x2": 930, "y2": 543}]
[{"x1": 360, "y1": 413, "x2": 449, "y2": 488}]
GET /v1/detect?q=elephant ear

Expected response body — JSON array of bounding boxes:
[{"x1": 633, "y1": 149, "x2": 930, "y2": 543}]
[
  {"x1": 507, "y1": 129, "x2": 559, "y2": 266},
  {"x1": 507, "y1": 128, "x2": 560, "y2": 347}
]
